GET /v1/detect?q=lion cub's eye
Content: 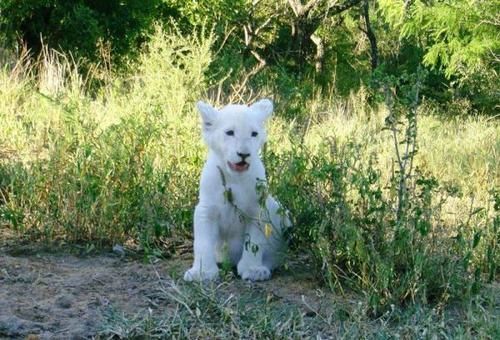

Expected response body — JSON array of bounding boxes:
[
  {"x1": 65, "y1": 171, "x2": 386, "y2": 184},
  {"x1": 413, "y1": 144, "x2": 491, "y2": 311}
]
[
  {"x1": 225, "y1": 130, "x2": 234, "y2": 136},
  {"x1": 251, "y1": 131, "x2": 258, "y2": 137}
]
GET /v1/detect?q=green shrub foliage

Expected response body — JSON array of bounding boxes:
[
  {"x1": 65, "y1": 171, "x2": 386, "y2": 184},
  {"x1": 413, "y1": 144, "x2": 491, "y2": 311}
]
[
  {"x1": 0, "y1": 0, "x2": 163, "y2": 62},
  {"x1": 1, "y1": 0, "x2": 498, "y2": 113}
]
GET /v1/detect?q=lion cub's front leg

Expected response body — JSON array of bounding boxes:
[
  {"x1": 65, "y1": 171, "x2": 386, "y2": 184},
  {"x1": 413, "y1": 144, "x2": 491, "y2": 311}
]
[
  {"x1": 237, "y1": 222, "x2": 272, "y2": 281},
  {"x1": 183, "y1": 205, "x2": 220, "y2": 281}
]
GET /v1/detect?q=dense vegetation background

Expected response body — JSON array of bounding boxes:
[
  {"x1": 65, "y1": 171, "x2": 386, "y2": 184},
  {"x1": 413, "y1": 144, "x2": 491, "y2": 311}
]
[
  {"x1": 1, "y1": 0, "x2": 498, "y2": 113},
  {"x1": 0, "y1": 0, "x2": 498, "y2": 325}
]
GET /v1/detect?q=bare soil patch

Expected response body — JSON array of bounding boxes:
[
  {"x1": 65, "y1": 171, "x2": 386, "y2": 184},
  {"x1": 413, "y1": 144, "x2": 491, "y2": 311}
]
[
  {"x1": 2, "y1": 233, "x2": 497, "y2": 339},
  {"x1": 0, "y1": 240, "x2": 327, "y2": 339},
  {"x1": 0, "y1": 250, "x2": 169, "y2": 339}
]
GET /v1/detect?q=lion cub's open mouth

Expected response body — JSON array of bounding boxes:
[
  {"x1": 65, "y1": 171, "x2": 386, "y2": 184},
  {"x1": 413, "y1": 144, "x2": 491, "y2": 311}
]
[{"x1": 228, "y1": 161, "x2": 250, "y2": 172}]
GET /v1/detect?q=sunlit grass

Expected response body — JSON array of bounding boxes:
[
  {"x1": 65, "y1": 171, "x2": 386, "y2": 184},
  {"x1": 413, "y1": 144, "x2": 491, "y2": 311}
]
[{"x1": 268, "y1": 96, "x2": 498, "y2": 232}]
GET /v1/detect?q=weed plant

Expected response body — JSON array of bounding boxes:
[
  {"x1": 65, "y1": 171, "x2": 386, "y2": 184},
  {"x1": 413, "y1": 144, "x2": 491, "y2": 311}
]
[{"x1": 265, "y1": 73, "x2": 498, "y2": 312}]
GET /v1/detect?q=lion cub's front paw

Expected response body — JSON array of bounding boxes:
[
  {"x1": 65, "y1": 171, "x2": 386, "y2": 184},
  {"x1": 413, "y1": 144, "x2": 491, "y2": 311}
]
[
  {"x1": 239, "y1": 265, "x2": 271, "y2": 282},
  {"x1": 183, "y1": 267, "x2": 219, "y2": 282}
]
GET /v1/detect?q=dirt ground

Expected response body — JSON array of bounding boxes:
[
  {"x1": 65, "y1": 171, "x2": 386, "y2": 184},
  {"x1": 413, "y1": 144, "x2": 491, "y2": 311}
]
[
  {"x1": 0, "y1": 237, "x2": 326, "y2": 339},
  {"x1": 1, "y1": 250, "x2": 160, "y2": 339},
  {"x1": 2, "y1": 233, "x2": 497, "y2": 339}
]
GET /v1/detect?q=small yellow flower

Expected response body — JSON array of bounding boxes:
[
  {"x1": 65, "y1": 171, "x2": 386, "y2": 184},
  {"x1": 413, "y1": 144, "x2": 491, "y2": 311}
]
[{"x1": 264, "y1": 223, "x2": 272, "y2": 238}]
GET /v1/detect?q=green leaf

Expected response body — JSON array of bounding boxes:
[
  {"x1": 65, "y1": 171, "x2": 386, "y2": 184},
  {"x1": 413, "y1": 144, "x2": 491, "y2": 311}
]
[{"x1": 472, "y1": 231, "x2": 482, "y2": 249}]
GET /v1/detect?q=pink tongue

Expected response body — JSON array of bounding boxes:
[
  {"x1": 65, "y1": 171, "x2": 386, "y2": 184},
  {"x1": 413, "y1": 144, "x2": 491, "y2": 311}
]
[{"x1": 229, "y1": 162, "x2": 248, "y2": 172}]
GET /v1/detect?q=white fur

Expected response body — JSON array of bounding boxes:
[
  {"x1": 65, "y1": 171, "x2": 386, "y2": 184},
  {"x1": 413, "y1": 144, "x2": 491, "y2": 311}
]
[{"x1": 184, "y1": 99, "x2": 290, "y2": 282}]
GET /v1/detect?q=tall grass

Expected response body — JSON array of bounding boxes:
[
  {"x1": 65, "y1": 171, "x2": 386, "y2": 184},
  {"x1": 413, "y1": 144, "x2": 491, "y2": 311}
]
[
  {"x1": 0, "y1": 26, "x2": 210, "y2": 248},
  {"x1": 0, "y1": 25, "x2": 498, "y2": 312}
]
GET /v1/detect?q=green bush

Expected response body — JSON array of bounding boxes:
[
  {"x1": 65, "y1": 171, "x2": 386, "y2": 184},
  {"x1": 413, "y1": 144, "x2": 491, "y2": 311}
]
[
  {"x1": 264, "y1": 74, "x2": 498, "y2": 313},
  {"x1": 0, "y1": 0, "x2": 162, "y2": 62},
  {"x1": 268, "y1": 136, "x2": 496, "y2": 314}
]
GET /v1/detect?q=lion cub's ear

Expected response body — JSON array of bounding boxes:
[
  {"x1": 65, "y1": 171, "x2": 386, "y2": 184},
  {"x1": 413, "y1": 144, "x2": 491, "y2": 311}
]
[
  {"x1": 250, "y1": 99, "x2": 273, "y2": 123},
  {"x1": 196, "y1": 101, "x2": 218, "y2": 130}
]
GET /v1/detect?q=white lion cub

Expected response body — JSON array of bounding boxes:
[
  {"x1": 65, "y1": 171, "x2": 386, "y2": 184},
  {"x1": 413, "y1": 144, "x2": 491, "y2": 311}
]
[{"x1": 184, "y1": 99, "x2": 290, "y2": 282}]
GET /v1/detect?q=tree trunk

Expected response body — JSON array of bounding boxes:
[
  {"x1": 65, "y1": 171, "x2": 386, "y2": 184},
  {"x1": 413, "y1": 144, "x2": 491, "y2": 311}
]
[{"x1": 362, "y1": 0, "x2": 378, "y2": 71}]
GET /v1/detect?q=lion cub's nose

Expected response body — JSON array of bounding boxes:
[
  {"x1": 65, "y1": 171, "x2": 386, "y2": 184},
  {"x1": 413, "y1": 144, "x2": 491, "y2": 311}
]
[{"x1": 237, "y1": 152, "x2": 250, "y2": 161}]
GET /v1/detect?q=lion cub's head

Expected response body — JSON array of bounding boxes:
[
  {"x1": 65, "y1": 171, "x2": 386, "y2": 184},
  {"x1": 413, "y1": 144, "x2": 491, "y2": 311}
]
[{"x1": 196, "y1": 99, "x2": 273, "y2": 175}]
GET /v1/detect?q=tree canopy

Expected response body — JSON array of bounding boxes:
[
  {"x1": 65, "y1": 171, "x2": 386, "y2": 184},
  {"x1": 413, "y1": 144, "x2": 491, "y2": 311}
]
[{"x1": 1, "y1": 0, "x2": 498, "y2": 113}]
